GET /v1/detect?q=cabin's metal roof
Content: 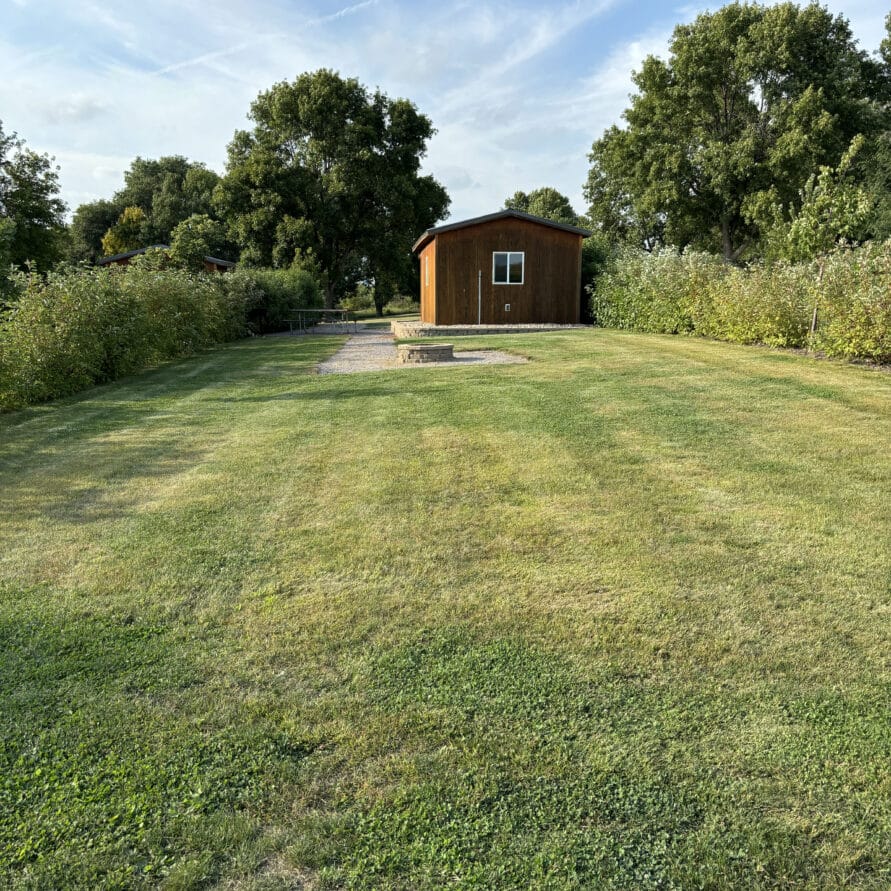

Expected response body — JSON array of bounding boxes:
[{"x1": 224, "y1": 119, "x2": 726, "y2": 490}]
[
  {"x1": 96, "y1": 244, "x2": 170, "y2": 264},
  {"x1": 412, "y1": 209, "x2": 592, "y2": 253},
  {"x1": 97, "y1": 244, "x2": 235, "y2": 267}
]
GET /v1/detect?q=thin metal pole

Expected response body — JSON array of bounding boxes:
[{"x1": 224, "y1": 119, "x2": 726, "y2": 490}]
[{"x1": 478, "y1": 269, "x2": 482, "y2": 325}]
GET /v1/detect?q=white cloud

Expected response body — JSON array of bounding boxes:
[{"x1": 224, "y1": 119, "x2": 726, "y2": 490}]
[
  {"x1": 38, "y1": 94, "x2": 108, "y2": 125},
  {"x1": 565, "y1": 30, "x2": 672, "y2": 129},
  {"x1": 49, "y1": 149, "x2": 136, "y2": 205},
  {"x1": 414, "y1": 6, "x2": 668, "y2": 220}
]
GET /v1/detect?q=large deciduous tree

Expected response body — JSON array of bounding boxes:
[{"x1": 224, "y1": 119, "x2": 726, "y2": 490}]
[
  {"x1": 116, "y1": 156, "x2": 220, "y2": 244},
  {"x1": 0, "y1": 120, "x2": 66, "y2": 271},
  {"x1": 882, "y1": 12, "x2": 891, "y2": 74},
  {"x1": 216, "y1": 69, "x2": 450, "y2": 308},
  {"x1": 68, "y1": 156, "x2": 222, "y2": 262},
  {"x1": 585, "y1": 2, "x2": 889, "y2": 261},
  {"x1": 758, "y1": 136, "x2": 872, "y2": 262}
]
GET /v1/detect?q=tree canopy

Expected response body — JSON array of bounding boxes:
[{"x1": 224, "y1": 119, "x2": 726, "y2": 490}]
[
  {"x1": 504, "y1": 188, "x2": 582, "y2": 226},
  {"x1": 68, "y1": 199, "x2": 123, "y2": 265},
  {"x1": 758, "y1": 136, "x2": 872, "y2": 262},
  {"x1": 68, "y1": 156, "x2": 222, "y2": 262},
  {"x1": 169, "y1": 214, "x2": 235, "y2": 271},
  {"x1": 855, "y1": 13, "x2": 891, "y2": 240},
  {"x1": 101, "y1": 206, "x2": 148, "y2": 257},
  {"x1": 216, "y1": 69, "x2": 449, "y2": 308},
  {"x1": 116, "y1": 156, "x2": 220, "y2": 245},
  {"x1": 0, "y1": 120, "x2": 66, "y2": 271},
  {"x1": 585, "y1": 2, "x2": 890, "y2": 260}
]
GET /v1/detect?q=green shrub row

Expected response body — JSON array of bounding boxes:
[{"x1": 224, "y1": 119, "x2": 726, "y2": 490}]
[
  {"x1": 591, "y1": 242, "x2": 891, "y2": 363},
  {"x1": 227, "y1": 266, "x2": 321, "y2": 335},
  {"x1": 0, "y1": 257, "x2": 321, "y2": 410}
]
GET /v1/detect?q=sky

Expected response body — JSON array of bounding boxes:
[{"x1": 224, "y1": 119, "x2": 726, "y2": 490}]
[{"x1": 0, "y1": 0, "x2": 887, "y2": 224}]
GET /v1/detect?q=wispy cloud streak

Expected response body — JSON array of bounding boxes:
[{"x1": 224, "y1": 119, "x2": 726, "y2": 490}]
[
  {"x1": 313, "y1": 0, "x2": 379, "y2": 23},
  {"x1": 152, "y1": 36, "x2": 276, "y2": 77}
]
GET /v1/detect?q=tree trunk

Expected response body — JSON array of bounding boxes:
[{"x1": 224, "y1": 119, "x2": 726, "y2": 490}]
[
  {"x1": 372, "y1": 274, "x2": 391, "y2": 317},
  {"x1": 720, "y1": 218, "x2": 734, "y2": 262}
]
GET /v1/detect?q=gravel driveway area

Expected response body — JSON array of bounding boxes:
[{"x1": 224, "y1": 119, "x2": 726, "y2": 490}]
[{"x1": 315, "y1": 324, "x2": 527, "y2": 375}]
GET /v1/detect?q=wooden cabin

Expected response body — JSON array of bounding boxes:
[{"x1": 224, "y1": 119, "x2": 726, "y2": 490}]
[
  {"x1": 97, "y1": 245, "x2": 236, "y2": 273},
  {"x1": 412, "y1": 210, "x2": 591, "y2": 325}
]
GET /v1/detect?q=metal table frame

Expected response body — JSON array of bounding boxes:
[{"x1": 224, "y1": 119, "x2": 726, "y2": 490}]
[{"x1": 285, "y1": 309, "x2": 358, "y2": 334}]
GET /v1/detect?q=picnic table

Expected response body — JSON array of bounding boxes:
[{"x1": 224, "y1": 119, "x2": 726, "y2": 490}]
[{"x1": 285, "y1": 309, "x2": 358, "y2": 334}]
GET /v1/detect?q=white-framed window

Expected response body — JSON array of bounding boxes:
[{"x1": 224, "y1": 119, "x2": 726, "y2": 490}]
[{"x1": 492, "y1": 251, "x2": 524, "y2": 285}]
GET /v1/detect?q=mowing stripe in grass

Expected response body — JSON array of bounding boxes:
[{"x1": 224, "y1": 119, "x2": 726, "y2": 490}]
[{"x1": 1, "y1": 329, "x2": 889, "y2": 888}]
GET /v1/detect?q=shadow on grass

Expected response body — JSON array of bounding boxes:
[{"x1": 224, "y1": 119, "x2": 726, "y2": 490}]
[
  {"x1": 0, "y1": 337, "x2": 343, "y2": 519},
  {"x1": 0, "y1": 595, "x2": 321, "y2": 887},
  {"x1": 2, "y1": 442, "x2": 212, "y2": 524}
]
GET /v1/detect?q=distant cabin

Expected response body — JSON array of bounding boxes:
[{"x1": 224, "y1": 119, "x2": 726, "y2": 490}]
[
  {"x1": 97, "y1": 244, "x2": 236, "y2": 273},
  {"x1": 412, "y1": 210, "x2": 591, "y2": 325}
]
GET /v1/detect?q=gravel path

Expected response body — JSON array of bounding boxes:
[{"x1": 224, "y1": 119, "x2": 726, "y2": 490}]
[{"x1": 316, "y1": 324, "x2": 527, "y2": 375}]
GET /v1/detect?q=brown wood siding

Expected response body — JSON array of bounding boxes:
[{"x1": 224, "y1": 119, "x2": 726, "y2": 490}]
[
  {"x1": 418, "y1": 239, "x2": 437, "y2": 323},
  {"x1": 203, "y1": 260, "x2": 233, "y2": 273},
  {"x1": 432, "y1": 218, "x2": 581, "y2": 325}
]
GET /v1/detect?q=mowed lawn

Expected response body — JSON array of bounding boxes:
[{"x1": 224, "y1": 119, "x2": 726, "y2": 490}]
[{"x1": 1, "y1": 329, "x2": 889, "y2": 889}]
